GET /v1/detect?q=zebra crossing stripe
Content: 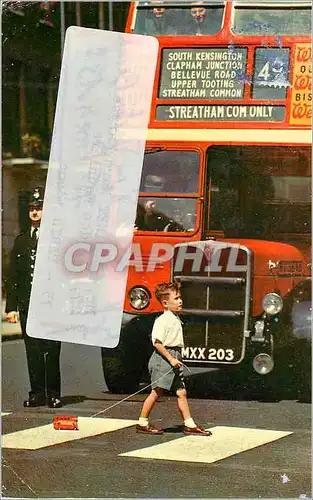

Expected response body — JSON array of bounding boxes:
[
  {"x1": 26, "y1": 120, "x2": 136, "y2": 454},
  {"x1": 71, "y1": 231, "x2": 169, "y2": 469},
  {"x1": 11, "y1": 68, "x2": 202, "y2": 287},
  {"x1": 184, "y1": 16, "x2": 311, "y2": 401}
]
[
  {"x1": 119, "y1": 426, "x2": 293, "y2": 464},
  {"x1": 2, "y1": 417, "x2": 137, "y2": 450}
]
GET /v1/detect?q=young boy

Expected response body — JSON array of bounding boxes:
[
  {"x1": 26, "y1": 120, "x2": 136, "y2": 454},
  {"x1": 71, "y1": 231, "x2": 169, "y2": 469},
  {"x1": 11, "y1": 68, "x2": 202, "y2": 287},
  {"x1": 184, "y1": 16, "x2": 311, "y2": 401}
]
[{"x1": 136, "y1": 280, "x2": 212, "y2": 436}]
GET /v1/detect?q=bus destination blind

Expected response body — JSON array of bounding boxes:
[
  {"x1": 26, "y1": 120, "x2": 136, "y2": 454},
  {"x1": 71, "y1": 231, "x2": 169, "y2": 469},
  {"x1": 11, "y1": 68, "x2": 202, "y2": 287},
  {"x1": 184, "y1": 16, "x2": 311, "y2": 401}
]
[{"x1": 159, "y1": 47, "x2": 247, "y2": 100}]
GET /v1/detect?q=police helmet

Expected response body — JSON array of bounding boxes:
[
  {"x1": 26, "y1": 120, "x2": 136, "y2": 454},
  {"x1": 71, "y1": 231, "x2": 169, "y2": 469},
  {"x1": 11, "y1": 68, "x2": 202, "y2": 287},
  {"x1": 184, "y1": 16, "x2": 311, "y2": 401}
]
[{"x1": 28, "y1": 186, "x2": 44, "y2": 207}]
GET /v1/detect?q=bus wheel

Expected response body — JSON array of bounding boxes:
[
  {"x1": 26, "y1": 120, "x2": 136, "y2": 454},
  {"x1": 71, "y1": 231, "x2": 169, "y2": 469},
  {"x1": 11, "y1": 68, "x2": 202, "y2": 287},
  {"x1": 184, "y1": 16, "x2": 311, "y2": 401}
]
[
  {"x1": 297, "y1": 379, "x2": 311, "y2": 403},
  {"x1": 252, "y1": 373, "x2": 281, "y2": 402},
  {"x1": 293, "y1": 342, "x2": 311, "y2": 403},
  {"x1": 101, "y1": 349, "x2": 141, "y2": 394},
  {"x1": 233, "y1": 356, "x2": 284, "y2": 402}
]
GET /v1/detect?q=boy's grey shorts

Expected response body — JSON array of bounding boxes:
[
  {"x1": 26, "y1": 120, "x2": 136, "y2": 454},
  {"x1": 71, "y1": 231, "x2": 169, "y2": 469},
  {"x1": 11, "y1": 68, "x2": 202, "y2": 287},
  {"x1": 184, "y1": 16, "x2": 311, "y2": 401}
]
[{"x1": 148, "y1": 347, "x2": 185, "y2": 392}]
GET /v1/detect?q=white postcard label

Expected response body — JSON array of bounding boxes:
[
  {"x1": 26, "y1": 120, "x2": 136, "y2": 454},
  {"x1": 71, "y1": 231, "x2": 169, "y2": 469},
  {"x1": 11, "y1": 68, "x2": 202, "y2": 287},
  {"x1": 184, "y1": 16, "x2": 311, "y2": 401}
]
[{"x1": 27, "y1": 27, "x2": 158, "y2": 347}]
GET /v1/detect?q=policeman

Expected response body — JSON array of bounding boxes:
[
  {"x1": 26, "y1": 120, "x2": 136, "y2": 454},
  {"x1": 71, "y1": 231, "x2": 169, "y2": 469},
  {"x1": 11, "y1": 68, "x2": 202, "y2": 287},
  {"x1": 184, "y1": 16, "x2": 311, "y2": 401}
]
[{"x1": 5, "y1": 187, "x2": 62, "y2": 408}]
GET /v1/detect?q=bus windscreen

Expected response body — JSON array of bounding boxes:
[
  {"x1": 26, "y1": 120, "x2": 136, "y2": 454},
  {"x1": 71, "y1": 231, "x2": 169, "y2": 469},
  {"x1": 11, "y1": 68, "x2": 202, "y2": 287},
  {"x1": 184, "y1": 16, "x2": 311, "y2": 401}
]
[
  {"x1": 208, "y1": 146, "x2": 311, "y2": 237},
  {"x1": 135, "y1": 149, "x2": 200, "y2": 232}
]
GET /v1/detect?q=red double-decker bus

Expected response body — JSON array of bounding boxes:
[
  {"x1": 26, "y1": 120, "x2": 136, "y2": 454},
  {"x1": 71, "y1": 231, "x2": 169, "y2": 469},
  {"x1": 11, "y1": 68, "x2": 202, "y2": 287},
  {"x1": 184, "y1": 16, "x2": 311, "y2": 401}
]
[{"x1": 102, "y1": 1, "x2": 311, "y2": 400}]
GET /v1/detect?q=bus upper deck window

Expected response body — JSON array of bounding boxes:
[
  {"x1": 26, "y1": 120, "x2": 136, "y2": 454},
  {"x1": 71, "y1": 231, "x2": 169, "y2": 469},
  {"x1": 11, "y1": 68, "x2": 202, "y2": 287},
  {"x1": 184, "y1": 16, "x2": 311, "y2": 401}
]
[
  {"x1": 134, "y1": 6, "x2": 178, "y2": 36},
  {"x1": 178, "y1": 5, "x2": 224, "y2": 36},
  {"x1": 133, "y1": 3, "x2": 224, "y2": 36},
  {"x1": 232, "y1": 5, "x2": 312, "y2": 36}
]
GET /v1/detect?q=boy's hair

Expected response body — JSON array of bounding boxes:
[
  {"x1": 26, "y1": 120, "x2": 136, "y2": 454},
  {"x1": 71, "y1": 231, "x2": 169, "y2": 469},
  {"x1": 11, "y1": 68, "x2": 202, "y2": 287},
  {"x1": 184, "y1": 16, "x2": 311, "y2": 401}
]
[{"x1": 155, "y1": 279, "x2": 181, "y2": 304}]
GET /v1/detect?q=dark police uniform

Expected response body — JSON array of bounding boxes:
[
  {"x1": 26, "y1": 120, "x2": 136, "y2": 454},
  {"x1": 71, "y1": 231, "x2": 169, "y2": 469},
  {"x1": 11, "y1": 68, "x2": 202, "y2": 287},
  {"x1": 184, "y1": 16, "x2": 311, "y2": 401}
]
[{"x1": 5, "y1": 187, "x2": 62, "y2": 408}]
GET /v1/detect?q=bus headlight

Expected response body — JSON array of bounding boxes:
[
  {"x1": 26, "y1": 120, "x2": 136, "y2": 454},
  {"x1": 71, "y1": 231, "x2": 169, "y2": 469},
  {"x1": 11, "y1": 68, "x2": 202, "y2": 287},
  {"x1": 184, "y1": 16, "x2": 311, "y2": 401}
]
[
  {"x1": 252, "y1": 353, "x2": 274, "y2": 375},
  {"x1": 262, "y1": 293, "x2": 283, "y2": 315},
  {"x1": 129, "y1": 287, "x2": 150, "y2": 310}
]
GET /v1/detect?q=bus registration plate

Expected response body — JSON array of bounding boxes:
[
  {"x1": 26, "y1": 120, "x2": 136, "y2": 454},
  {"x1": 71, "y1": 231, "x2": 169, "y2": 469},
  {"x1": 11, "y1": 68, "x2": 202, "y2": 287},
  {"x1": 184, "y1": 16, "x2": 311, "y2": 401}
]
[{"x1": 182, "y1": 347, "x2": 235, "y2": 362}]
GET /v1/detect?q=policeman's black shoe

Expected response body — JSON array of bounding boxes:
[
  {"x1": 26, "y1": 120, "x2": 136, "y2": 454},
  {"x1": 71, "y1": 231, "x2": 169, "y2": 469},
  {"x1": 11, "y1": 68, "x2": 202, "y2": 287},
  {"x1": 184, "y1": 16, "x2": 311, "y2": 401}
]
[
  {"x1": 47, "y1": 397, "x2": 63, "y2": 409},
  {"x1": 23, "y1": 395, "x2": 46, "y2": 408}
]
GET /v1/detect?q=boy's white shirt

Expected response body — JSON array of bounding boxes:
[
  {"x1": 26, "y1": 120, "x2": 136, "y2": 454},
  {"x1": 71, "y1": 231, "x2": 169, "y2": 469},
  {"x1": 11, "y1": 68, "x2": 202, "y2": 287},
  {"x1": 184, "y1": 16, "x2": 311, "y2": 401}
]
[{"x1": 151, "y1": 310, "x2": 184, "y2": 347}]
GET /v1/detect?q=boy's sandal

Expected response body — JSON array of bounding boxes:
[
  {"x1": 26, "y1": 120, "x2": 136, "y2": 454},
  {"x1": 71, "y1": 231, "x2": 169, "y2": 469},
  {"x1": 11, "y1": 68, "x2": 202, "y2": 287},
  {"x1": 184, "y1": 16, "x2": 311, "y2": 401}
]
[
  {"x1": 183, "y1": 426, "x2": 212, "y2": 436},
  {"x1": 136, "y1": 424, "x2": 164, "y2": 435}
]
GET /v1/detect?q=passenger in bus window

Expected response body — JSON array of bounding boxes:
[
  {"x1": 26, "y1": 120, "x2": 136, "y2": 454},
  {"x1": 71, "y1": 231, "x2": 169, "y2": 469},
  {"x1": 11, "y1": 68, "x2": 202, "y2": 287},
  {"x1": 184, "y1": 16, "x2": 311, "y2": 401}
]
[
  {"x1": 144, "y1": 6, "x2": 177, "y2": 36},
  {"x1": 186, "y1": 5, "x2": 210, "y2": 35}
]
